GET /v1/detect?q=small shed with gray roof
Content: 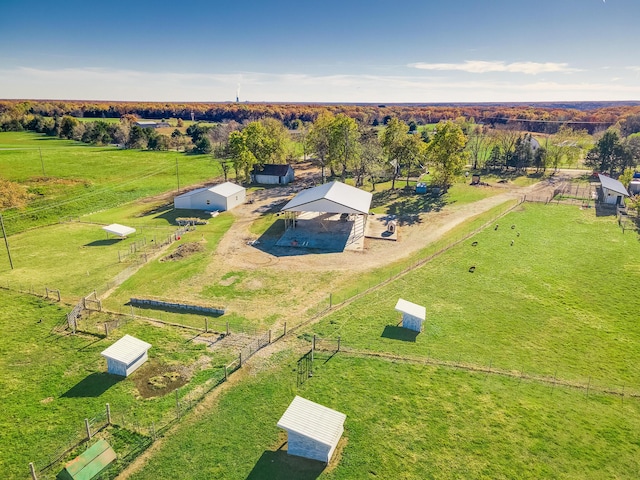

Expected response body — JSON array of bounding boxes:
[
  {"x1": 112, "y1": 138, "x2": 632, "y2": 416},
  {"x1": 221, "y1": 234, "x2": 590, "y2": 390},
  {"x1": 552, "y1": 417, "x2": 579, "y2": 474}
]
[
  {"x1": 598, "y1": 174, "x2": 629, "y2": 205},
  {"x1": 277, "y1": 396, "x2": 346, "y2": 463},
  {"x1": 101, "y1": 334, "x2": 151, "y2": 377}
]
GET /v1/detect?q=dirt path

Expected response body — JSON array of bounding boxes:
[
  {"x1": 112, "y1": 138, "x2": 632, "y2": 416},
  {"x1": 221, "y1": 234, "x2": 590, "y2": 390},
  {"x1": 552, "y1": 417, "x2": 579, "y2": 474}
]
[{"x1": 209, "y1": 172, "x2": 558, "y2": 274}]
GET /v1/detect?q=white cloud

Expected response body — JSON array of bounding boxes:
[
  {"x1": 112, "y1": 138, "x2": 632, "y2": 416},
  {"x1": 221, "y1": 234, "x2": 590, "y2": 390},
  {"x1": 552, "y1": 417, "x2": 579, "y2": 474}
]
[
  {"x1": 626, "y1": 66, "x2": 640, "y2": 72},
  {"x1": 0, "y1": 66, "x2": 638, "y2": 103},
  {"x1": 408, "y1": 60, "x2": 579, "y2": 75}
]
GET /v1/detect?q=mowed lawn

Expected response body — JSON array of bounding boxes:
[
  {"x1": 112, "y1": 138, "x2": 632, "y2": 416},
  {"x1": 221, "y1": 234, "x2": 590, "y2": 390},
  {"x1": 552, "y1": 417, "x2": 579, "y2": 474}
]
[
  {"x1": 0, "y1": 131, "x2": 222, "y2": 234},
  {"x1": 129, "y1": 351, "x2": 640, "y2": 480},
  {"x1": 0, "y1": 289, "x2": 232, "y2": 479},
  {"x1": 311, "y1": 203, "x2": 640, "y2": 388}
]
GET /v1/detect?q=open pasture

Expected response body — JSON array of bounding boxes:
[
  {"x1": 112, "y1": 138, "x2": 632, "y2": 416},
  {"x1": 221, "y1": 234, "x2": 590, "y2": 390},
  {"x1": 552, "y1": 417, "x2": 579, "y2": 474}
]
[
  {"x1": 0, "y1": 131, "x2": 221, "y2": 234},
  {"x1": 0, "y1": 289, "x2": 234, "y2": 479},
  {"x1": 311, "y1": 203, "x2": 640, "y2": 388},
  {"x1": 128, "y1": 351, "x2": 640, "y2": 480}
]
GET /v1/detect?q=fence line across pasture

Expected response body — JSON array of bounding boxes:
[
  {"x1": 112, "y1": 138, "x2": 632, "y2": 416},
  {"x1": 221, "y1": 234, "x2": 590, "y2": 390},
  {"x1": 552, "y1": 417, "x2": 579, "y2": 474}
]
[{"x1": 13, "y1": 196, "x2": 640, "y2": 479}]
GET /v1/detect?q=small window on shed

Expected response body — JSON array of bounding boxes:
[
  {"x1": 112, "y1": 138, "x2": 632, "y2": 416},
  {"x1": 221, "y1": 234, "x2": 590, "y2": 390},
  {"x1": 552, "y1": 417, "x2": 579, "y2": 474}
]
[{"x1": 206, "y1": 199, "x2": 211, "y2": 205}]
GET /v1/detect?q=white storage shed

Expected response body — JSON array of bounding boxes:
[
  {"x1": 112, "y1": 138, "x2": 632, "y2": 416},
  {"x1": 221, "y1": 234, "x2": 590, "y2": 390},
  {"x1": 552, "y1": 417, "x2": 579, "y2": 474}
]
[
  {"x1": 174, "y1": 182, "x2": 245, "y2": 212},
  {"x1": 395, "y1": 298, "x2": 426, "y2": 333},
  {"x1": 598, "y1": 174, "x2": 629, "y2": 206},
  {"x1": 277, "y1": 396, "x2": 346, "y2": 464},
  {"x1": 101, "y1": 334, "x2": 151, "y2": 377}
]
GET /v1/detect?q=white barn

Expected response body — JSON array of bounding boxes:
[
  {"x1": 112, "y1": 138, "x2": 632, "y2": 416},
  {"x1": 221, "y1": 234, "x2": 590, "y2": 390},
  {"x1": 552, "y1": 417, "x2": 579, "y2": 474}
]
[
  {"x1": 395, "y1": 298, "x2": 426, "y2": 332},
  {"x1": 598, "y1": 174, "x2": 629, "y2": 206},
  {"x1": 101, "y1": 334, "x2": 151, "y2": 377},
  {"x1": 251, "y1": 164, "x2": 295, "y2": 185},
  {"x1": 174, "y1": 182, "x2": 246, "y2": 212},
  {"x1": 277, "y1": 396, "x2": 346, "y2": 463}
]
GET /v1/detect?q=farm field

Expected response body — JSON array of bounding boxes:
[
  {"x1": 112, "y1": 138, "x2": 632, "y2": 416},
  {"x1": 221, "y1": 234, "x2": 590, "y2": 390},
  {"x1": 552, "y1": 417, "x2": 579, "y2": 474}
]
[
  {"x1": 0, "y1": 131, "x2": 221, "y2": 234},
  {"x1": 0, "y1": 289, "x2": 234, "y2": 480},
  {"x1": 127, "y1": 351, "x2": 640, "y2": 480},
  {"x1": 2, "y1": 126, "x2": 635, "y2": 479},
  {"x1": 312, "y1": 203, "x2": 640, "y2": 389}
]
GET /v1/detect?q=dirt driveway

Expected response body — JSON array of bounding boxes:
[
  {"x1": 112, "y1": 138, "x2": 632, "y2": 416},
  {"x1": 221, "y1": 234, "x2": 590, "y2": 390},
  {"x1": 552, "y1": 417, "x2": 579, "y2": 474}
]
[{"x1": 210, "y1": 166, "x2": 580, "y2": 274}]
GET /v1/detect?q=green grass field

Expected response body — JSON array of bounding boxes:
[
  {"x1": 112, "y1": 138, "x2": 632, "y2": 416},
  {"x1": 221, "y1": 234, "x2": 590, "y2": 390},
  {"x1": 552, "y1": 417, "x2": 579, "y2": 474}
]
[
  {"x1": 311, "y1": 203, "x2": 640, "y2": 389},
  {"x1": 2, "y1": 128, "x2": 637, "y2": 479},
  {"x1": 0, "y1": 131, "x2": 222, "y2": 234},
  {"x1": 128, "y1": 350, "x2": 640, "y2": 480},
  {"x1": 0, "y1": 289, "x2": 234, "y2": 479}
]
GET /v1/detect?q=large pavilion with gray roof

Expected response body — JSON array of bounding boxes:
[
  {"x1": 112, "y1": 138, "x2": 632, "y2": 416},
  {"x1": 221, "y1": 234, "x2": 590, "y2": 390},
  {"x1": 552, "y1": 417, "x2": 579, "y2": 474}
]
[{"x1": 277, "y1": 181, "x2": 373, "y2": 251}]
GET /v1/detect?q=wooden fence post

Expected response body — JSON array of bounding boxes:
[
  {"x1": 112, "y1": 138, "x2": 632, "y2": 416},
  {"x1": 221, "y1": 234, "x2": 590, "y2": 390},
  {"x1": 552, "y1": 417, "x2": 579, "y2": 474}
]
[
  {"x1": 104, "y1": 323, "x2": 109, "y2": 338},
  {"x1": 226, "y1": 321, "x2": 230, "y2": 336},
  {"x1": 312, "y1": 335, "x2": 316, "y2": 362},
  {"x1": 283, "y1": 322, "x2": 287, "y2": 336},
  {"x1": 85, "y1": 418, "x2": 92, "y2": 440},
  {"x1": 205, "y1": 317, "x2": 209, "y2": 333},
  {"x1": 224, "y1": 365, "x2": 228, "y2": 381},
  {"x1": 106, "y1": 403, "x2": 111, "y2": 425},
  {"x1": 268, "y1": 329, "x2": 272, "y2": 344},
  {"x1": 29, "y1": 462, "x2": 38, "y2": 480},
  {"x1": 175, "y1": 389, "x2": 180, "y2": 420},
  {"x1": 337, "y1": 336, "x2": 341, "y2": 352},
  {"x1": 239, "y1": 352, "x2": 243, "y2": 367}
]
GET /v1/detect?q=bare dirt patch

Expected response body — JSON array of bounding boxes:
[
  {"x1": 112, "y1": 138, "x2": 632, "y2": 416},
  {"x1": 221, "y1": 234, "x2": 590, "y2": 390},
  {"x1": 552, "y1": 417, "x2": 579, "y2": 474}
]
[
  {"x1": 160, "y1": 242, "x2": 204, "y2": 262},
  {"x1": 133, "y1": 361, "x2": 190, "y2": 398}
]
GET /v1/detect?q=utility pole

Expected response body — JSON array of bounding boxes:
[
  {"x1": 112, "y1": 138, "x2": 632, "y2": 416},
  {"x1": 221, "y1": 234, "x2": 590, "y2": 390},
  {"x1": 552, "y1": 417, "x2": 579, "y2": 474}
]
[
  {"x1": 39, "y1": 148, "x2": 46, "y2": 177},
  {"x1": 0, "y1": 213, "x2": 14, "y2": 270},
  {"x1": 176, "y1": 157, "x2": 180, "y2": 193}
]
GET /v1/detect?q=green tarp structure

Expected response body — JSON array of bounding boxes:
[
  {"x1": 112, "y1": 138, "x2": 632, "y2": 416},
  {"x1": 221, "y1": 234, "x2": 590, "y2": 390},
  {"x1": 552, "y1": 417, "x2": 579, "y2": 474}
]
[{"x1": 57, "y1": 439, "x2": 116, "y2": 480}]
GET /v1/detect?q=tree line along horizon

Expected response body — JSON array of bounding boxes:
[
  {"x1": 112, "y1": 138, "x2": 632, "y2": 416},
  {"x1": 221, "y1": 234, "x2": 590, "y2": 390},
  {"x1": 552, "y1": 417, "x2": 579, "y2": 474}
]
[{"x1": 1, "y1": 101, "x2": 640, "y2": 204}]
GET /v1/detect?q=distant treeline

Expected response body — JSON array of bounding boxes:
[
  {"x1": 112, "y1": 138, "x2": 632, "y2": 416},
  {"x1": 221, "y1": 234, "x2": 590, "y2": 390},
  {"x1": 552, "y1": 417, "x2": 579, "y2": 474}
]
[{"x1": 3, "y1": 99, "x2": 640, "y2": 134}]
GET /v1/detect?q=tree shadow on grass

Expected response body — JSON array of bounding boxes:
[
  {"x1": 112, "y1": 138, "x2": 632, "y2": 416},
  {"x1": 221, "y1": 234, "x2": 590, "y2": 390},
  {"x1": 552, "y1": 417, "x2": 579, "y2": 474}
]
[
  {"x1": 246, "y1": 446, "x2": 325, "y2": 480},
  {"x1": 381, "y1": 325, "x2": 419, "y2": 342},
  {"x1": 372, "y1": 188, "x2": 446, "y2": 226},
  {"x1": 61, "y1": 372, "x2": 123, "y2": 398}
]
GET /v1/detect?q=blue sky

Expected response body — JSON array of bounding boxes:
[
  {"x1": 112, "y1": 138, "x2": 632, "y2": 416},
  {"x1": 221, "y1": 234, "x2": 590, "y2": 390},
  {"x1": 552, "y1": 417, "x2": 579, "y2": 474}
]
[{"x1": 1, "y1": 0, "x2": 639, "y2": 103}]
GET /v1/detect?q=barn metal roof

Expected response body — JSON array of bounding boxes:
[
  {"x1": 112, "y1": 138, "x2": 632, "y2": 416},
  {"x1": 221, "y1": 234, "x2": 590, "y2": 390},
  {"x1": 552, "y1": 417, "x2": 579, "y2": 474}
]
[
  {"x1": 395, "y1": 298, "x2": 426, "y2": 320},
  {"x1": 277, "y1": 396, "x2": 346, "y2": 447},
  {"x1": 210, "y1": 181, "x2": 245, "y2": 197},
  {"x1": 175, "y1": 182, "x2": 245, "y2": 200},
  {"x1": 598, "y1": 174, "x2": 629, "y2": 196},
  {"x1": 281, "y1": 181, "x2": 372, "y2": 215},
  {"x1": 102, "y1": 224, "x2": 136, "y2": 238},
  {"x1": 101, "y1": 334, "x2": 151, "y2": 364},
  {"x1": 252, "y1": 164, "x2": 292, "y2": 176}
]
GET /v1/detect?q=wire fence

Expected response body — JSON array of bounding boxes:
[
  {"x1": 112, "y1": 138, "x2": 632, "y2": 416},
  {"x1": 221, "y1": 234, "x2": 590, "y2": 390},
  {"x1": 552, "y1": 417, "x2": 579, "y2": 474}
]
[{"x1": 15, "y1": 194, "x2": 640, "y2": 478}]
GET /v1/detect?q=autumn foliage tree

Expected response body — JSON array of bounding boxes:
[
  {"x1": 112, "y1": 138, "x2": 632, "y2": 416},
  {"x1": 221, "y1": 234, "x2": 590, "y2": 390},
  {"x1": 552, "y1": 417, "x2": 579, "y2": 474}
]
[{"x1": 426, "y1": 121, "x2": 468, "y2": 192}]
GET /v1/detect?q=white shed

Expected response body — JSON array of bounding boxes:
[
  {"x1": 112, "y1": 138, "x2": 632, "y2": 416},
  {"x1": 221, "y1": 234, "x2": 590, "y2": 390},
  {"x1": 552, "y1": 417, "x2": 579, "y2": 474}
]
[
  {"x1": 598, "y1": 174, "x2": 629, "y2": 206},
  {"x1": 395, "y1": 298, "x2": 426, "y2": 333},
  {"x1": 100, "y1": 334, "x2": 151, "y2": 377},
  {"x1": 103, "y1": 223, "x2": 136, "y2": 238},
  {"x1": 174, "y1": 182, "x2": 246, "y2": 212},
  {"x1": 277, "y1": 396, "x2": 346, "y2": 463}
]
